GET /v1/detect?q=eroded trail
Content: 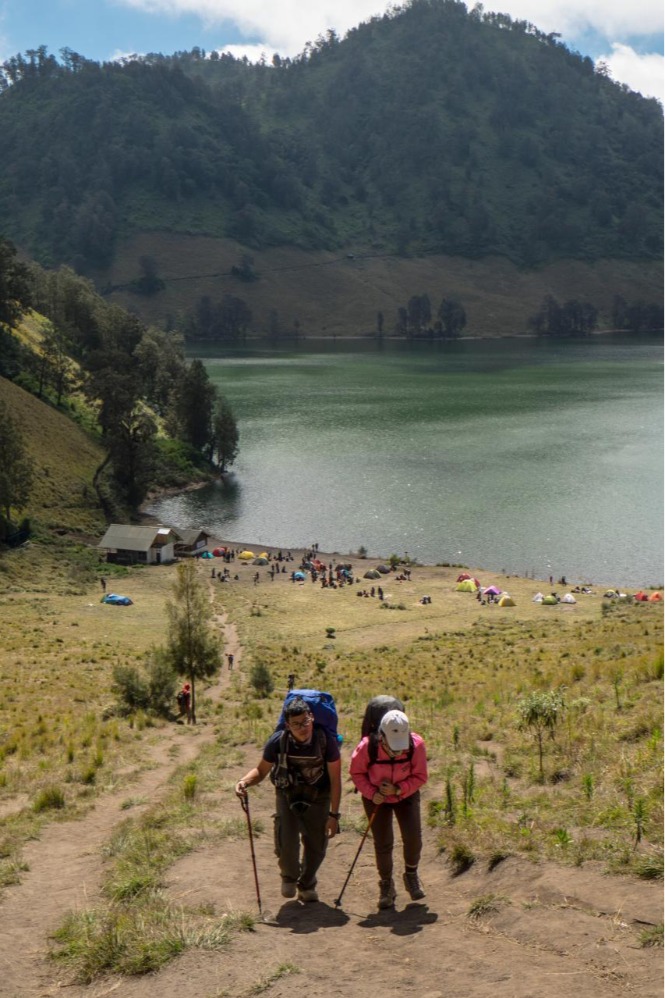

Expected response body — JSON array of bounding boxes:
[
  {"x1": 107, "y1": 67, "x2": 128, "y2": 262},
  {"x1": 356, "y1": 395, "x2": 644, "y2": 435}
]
[{"x1": 1, "y1": 601, "x2": 661, "y2": 998}]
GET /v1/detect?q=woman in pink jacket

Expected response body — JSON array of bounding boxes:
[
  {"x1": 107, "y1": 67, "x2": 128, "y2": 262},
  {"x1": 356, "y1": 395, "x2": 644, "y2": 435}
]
[{"x1": 350, "y1": 709, "x2": 428, "y2": 909}]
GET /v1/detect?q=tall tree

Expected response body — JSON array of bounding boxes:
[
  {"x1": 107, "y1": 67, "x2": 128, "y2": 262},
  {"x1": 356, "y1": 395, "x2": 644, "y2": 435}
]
[
  {"x1": 438, "y1": 298, "x2": 467, "y2": 338},
  {"x1": 0, "y1": 238, "x2": 32, "y2": 331},
  {"x1": 176, "y1": 359, "x2": 216, "y2": 454},
  {"x1": 0, "y1": 400, "x2": 34, "y2": 535},
  {"x1": 164, "y1": 560, "x2": 221, "y2": 723},
  {"x1": 212, "y1": 396, "x2": 239, "y2": 473}
]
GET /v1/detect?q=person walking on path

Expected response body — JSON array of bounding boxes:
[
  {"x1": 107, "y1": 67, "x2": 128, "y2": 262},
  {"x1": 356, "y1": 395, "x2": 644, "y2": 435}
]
[
  {"x1": 235, "y1": 696, "x2": 341, "y2": 903},
  {"x1": 349, "y1": 709, "x2": 427, "y2": 909},
  {"x1": 176, "y1": 682, "x2": 192, "y2": 723},
  {"x1": 227, "y1": 653, "x2": 234, "y2": 670},
  {"x1": 100, "y1": 576, "x2": 106, "y2": 593}
]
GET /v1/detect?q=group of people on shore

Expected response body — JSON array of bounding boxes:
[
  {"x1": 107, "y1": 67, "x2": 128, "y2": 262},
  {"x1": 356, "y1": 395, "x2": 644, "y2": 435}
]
[{"x1": 235, "y1": 695, "x2": 427, "y2": 910}]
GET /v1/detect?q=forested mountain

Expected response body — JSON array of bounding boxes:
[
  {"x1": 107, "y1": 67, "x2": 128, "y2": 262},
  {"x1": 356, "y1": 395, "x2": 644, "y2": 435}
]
[{"x1": 0, "y1": 0, "x2": 662, "y2": 275}]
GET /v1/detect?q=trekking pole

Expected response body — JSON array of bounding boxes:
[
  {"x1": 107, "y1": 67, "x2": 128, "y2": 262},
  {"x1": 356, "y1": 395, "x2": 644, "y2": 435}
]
[
  {"x1": 239, "y1": 793, "x2": 277, "y2": 925},
  {"x1": 334, "y1": 806, "x2": 378, "y2": 908}
]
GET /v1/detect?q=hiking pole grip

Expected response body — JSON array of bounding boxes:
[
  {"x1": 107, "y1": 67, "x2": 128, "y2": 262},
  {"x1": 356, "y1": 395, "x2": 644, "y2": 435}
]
[{"x1": 334, "y1": 805, "x2": 378, "y2": 908}]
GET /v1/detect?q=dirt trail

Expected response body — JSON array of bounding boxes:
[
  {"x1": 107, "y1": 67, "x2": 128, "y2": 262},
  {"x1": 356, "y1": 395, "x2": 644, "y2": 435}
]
[{"x1": 0, "y1": 603, "x2": 661, "y2": 998}]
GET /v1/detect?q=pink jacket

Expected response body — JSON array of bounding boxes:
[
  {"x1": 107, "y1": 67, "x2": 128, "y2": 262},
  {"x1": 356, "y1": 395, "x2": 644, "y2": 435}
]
[{"x1": 349, "y1": 732, "x2": 428, "y2": 803}]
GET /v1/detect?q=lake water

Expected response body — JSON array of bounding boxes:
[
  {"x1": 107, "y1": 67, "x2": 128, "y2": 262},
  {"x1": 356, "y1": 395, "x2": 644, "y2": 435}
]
[{"x1": 148, "y1": 337, "x2": 663, "y2": 587}]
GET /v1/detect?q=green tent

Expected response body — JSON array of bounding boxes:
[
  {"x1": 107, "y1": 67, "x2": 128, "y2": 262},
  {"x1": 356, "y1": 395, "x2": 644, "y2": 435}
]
[
  {"x1": 542, "y1": 595, "x2": 558, "y2": 605},
  {"x1": 455, "y1": 579, "x2": 478, "y2": 592}
]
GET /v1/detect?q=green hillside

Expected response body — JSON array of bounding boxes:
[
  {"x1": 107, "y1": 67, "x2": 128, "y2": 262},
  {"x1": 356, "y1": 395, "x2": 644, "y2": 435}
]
[
  {"x1": 0, "y1": 375, "x2": 106, "y2": 538},
  {"x1": 0, "y1": 0, "x2": 661, "y2": 277}
]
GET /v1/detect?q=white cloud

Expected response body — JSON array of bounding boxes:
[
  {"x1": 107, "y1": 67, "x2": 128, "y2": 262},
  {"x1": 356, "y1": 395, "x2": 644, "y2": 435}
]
[
  {"x1": 488, "y1": 0, "x2": 663, "y2": 39},
  {"x1": 597, "y1": 43, "x2": 664, "y2": 101},
  {"x1": 118, "y1": 0, "x2": 391, "y2": 54},
  {"x1": 118, "y1": 0, "x2": 664, "y2": 50}
]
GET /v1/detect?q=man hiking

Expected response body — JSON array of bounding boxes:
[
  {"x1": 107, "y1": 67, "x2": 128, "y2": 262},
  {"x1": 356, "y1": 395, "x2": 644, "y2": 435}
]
[
  {"x1": 235, "y1": 696, "x2": 341, "y2": 902},
  {"x1": 350, "y1": 708, "x2": 427, "y2": 909}
]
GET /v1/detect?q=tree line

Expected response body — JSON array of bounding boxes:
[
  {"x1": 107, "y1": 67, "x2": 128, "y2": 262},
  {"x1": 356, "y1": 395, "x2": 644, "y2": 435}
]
[
  {"x1": 0, "y1": 237, "x2": 239, "y2": 541},
  {"x1": 528, "y1": 294, "x2": 664, "y2": 337}
]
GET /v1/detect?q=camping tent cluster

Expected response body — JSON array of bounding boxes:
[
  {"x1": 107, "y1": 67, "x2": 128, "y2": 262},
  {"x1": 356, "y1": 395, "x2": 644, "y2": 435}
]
[{"x1": 454, "y1": 573, "x2": 515, "y2": 606}]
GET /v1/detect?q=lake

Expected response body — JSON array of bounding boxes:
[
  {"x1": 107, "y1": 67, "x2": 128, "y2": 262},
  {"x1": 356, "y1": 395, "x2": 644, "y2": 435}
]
[{"x1": 147, "y1": 336, "x2": 663, "y2": 587}]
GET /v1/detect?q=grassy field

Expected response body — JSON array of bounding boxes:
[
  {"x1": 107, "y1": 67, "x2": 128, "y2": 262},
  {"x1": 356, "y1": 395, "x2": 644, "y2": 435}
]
[{"x1": 0, "y1": 541, "x2": 661, "y2": 978}]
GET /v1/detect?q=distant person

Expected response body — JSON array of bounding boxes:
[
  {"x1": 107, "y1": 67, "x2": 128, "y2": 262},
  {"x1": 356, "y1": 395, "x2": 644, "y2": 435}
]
[
  {"x1": 227, "y1": 653, "x2": 234, "y2": 671},
  {"x1": 176, "y1": 683, "x2": 191, "y2": 722},
  {"x1": 100, "y1": 576, "x2": 106, "y2": 593}
]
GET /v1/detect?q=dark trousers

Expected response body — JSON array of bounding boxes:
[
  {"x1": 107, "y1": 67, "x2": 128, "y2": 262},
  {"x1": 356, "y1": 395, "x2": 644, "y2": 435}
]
[
  {"x1": 362, "y1": 791, "x2": 422, "y2": 881},
  {"x1": 274, "y1": 792, "x2": 330, "y2": 890}
]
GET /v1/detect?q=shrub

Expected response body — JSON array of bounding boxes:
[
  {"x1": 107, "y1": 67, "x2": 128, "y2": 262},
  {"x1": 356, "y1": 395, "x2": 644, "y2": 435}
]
[
  {"x1": 449, "y1": 842, "x2": 475, "y2": 876},
  {"x1": 146, "y1": 651, "x2": 179, "y2": 717},
  {"x1": 249, "y1": 662, "x2": 274, "y2": 697},
  {"x1": 112, "y1": 665, "x2": 150, "y2": 714},
  {"x1": 33, "y1": 785, "x2": 66, "y2": 812}
]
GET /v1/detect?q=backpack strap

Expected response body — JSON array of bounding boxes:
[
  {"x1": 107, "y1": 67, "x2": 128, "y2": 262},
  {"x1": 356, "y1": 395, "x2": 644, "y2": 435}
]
[{"x1": 271, "y1": 727, "x2": 327, "y2": 789}]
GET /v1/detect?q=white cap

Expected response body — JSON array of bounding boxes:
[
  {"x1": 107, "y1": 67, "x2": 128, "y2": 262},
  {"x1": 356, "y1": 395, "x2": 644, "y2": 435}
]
[{"x1": 379, "y1": 710, "x2": 410, "y2": 751}]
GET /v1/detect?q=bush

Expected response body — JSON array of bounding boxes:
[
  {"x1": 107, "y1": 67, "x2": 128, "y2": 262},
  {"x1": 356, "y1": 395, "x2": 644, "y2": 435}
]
[
  {"x1": 112, "y1": 654, "x2": 178, "y2": 718},
  {"x1": 249, "y1": 662, "x2": 274, "y2": 697},
  {"x1": 112, "y1": 665, "x2": 150, "y2": 714},
  {"x1": 33, "y1": 785, "x2": 66, "y2": 812},
  {"x1": 146, "y1": 651, "x2": 179, "y2": 717}
]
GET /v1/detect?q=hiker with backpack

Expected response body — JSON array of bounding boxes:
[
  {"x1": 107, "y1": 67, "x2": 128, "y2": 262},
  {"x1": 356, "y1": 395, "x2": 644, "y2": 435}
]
[
  {"x1": 176, "y1": 683, "x2": 191, "y2": 722},
  {"x1": 350, "y1": 705, "x2": 427, "y2": 909},
  {"x1": 235, "y1": 693, "x2": 342, "y2": 903}
]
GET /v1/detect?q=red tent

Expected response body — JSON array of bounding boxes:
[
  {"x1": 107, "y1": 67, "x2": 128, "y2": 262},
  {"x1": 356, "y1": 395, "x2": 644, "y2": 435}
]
[
  {"x1": 456, "y1": 572, "x2": 472, "y2": 582},
  {"x1": 212, "y1": 547, "x2": 226, "y2": 557},
  {"x1": 634, "y1": 591, "x2": 649, "y2": 601}
]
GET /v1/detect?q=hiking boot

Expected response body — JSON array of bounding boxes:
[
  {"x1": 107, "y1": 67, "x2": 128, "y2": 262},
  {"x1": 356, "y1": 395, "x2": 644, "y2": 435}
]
[
  {"x1": 281, "y1": 879, "x2": 297, "y2": 898},
  {"x1": 403, "y1": 869, "x2": 425, "y2": 900},
  {"x1": 297, "y1": 887, "x2": 319, "y2": 902},
  {"x1": 378, "y1": 878, "x2": 396, "y2": 909}
]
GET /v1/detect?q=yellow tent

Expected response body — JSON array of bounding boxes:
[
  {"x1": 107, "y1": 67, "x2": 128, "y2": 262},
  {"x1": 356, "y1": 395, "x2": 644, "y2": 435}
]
[
  {"x1": 455, "y1": 579, "x2": 478, "y2": 592},
  {"x1": 239, "y1": 550, "x2": 256, "y2": 560},
  {"x1": 259, "y1": 552, "x2": 269, "y2": 559},
  {"x1": 498, "y1": 594, "x2": 515, "y2": 606}
]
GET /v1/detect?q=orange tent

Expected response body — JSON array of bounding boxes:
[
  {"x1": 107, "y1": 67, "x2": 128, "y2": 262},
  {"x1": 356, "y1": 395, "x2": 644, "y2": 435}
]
[{"x1": 648, "y1": 592, "x2": 662, "y2": 602}]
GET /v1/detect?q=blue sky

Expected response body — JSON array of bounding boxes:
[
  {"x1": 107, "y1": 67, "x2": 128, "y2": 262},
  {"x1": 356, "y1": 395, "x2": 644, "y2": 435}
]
[{"x1": 0, "y1": 0, "x2": 662, "y2": 101}]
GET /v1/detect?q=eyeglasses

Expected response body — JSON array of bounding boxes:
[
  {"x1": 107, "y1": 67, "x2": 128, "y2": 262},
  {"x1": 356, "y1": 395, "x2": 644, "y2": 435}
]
[{"x1": 289, "y1": 715, "x2": 313, "y2": 730}]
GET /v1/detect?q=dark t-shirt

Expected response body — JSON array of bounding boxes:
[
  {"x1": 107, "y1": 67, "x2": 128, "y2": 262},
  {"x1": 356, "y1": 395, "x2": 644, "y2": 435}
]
[{"x1": 263, "y1": 725, "x2": 340, "y2": 790}]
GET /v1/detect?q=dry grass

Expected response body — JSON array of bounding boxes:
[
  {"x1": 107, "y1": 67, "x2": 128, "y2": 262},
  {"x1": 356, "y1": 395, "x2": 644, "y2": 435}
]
[
  {"x1": 99, "y1": 232, "x2": 663, "y2": 337},
  {"x1": 0, "y1": 538, "x2": 662, "y2": 897}
]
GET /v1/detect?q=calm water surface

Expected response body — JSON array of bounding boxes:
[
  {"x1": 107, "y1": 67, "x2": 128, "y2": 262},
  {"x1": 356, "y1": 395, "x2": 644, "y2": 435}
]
[{"x1": 148, "y1": 337, "x2": 663, "y2": 586}]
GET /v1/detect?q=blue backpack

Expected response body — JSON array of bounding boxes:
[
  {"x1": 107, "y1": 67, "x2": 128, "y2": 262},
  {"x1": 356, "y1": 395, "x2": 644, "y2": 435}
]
[
  {"x1": 271, "y1": 688, "x2": 342, "y2": 791},
  {"x1": 277, "y1": 688, "x2": 342, "y2": 744}
]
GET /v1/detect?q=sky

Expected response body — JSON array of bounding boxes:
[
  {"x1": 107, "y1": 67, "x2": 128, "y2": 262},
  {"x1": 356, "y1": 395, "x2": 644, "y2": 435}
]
[{"x1": 0, "y1": 0, "x2": 662, "y2": 102}]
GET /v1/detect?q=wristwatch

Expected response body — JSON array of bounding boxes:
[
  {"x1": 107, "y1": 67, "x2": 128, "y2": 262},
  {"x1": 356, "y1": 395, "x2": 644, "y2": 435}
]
[{"x1": 329, "y1": 811, "x2": 341, "y2": 820}]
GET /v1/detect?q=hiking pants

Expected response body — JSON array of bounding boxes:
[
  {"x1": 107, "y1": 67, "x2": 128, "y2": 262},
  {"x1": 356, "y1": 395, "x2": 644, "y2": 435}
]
[
  {"x1": 362, "y1": 791, "x2": 422, "y2": 881},
  {"x1": 274, "y1": 791, "x2": 330, "y2": 890}
]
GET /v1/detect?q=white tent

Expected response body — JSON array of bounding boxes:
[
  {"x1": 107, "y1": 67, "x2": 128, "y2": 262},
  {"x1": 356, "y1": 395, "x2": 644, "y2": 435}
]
[
  {"x1": 532, "y1": 592, "x2": 544, "y2": 603},
  {"x1": 561, "y1": 593, "x2": 577, "y2": 604}
]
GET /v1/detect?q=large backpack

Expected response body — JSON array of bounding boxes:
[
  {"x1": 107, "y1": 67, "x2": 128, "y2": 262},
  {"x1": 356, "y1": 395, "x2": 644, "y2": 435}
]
[
  {"x1": 361, "y1": 694, "x2": 413, "y2": 765},
  {"x1": 271, "y1": 688, "x2": 340, "y2": 791},
  {"x1": 361, "y1": 695, "x2": 405, "y2": 738},
  {"x1": 277, "y1": 688, "x2": 341, "y2": 742}
]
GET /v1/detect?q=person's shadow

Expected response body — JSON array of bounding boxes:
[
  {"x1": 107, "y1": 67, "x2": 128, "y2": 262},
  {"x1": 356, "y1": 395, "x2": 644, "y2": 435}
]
[
  {"x1": 357, "y1": 902, "x2": 438, "y2": 936},
  {"x1": 274, "y1": 900, "x2": 351, "y2": 933}
]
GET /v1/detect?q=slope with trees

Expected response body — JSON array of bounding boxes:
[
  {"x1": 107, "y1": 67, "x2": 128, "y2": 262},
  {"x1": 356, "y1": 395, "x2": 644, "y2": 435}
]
[
  {"x1": 0, "y1": 0, "x2": 661, "y2": 276},
  {"x1": 0, "y1": 236, "x2": 240, "y2": 545}
]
